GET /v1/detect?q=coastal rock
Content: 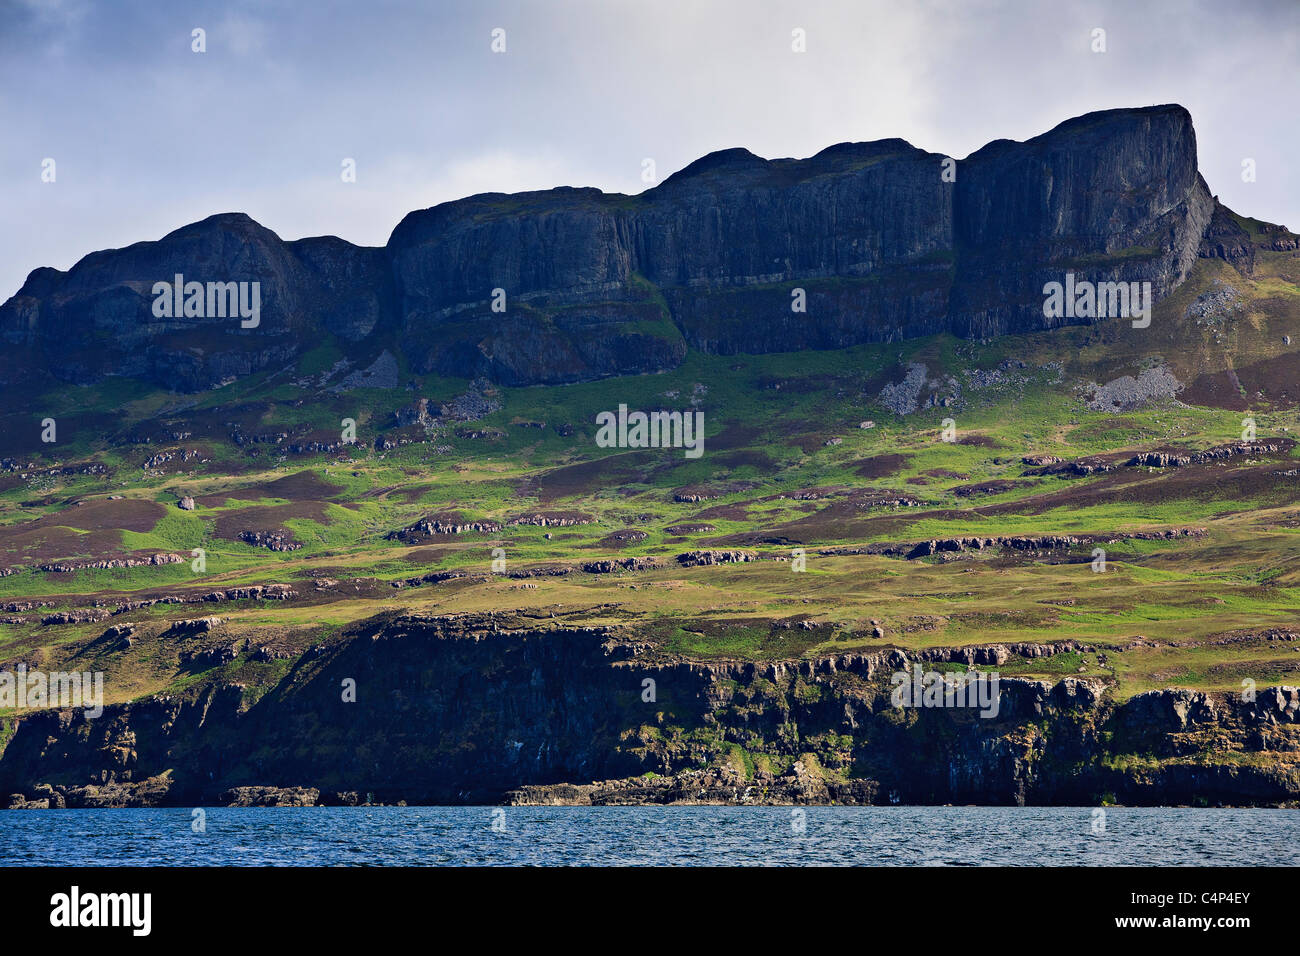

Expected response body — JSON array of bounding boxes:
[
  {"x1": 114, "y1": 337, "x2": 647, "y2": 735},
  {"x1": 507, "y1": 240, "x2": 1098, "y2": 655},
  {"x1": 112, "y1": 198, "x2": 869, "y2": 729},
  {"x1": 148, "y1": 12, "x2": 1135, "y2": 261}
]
[
  {"x1": 219, "y1": 786, "x2": 321, "y2": 807},
  {"x1": 3, "y1": 619, "x2": 1299, "y2": 807}
]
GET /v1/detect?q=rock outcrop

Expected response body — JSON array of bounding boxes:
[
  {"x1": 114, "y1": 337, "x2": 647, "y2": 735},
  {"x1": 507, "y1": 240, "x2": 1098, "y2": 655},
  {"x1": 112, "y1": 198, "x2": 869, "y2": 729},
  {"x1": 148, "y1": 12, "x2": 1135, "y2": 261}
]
[
  {"x1": 676, "y1": 550, "x2": 756, "y2": 566},
  {"x1": 1126, "y1": 439, "x2": 1292, "y2": 468},
  {"x1": 0, "y1": 214, "x2": 396, "y2": 391},
  {"x1": 4, "y1": 105, "x2": 1279, "y2": 392},
  {"x1": 386, "y1": 516, "x2": 503, "y2": 542}
]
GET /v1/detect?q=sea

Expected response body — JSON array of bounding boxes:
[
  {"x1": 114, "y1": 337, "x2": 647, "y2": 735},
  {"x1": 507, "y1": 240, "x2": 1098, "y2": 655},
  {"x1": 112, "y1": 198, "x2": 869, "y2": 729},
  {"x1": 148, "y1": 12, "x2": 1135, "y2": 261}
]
[{"x1": 2, "y1": 806, "x2": 1295, "y2": 866}]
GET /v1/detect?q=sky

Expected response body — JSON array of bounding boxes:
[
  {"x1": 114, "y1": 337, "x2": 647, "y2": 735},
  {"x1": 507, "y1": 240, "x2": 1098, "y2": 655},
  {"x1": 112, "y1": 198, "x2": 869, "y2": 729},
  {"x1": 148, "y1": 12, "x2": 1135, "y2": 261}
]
[{"x1": 2, "y1": 0, "x2": 1297, "y2": 300}]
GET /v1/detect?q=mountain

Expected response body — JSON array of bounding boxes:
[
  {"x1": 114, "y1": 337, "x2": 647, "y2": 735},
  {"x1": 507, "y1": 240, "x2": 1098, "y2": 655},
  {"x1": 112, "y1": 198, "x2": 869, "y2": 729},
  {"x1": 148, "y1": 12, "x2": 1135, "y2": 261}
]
[
  {"x1": 2, "y1": 105, "x2": 1300, "y2": 809},
  {"x1": 0, "y1": 104, "x2": 1266, "y2": 391}
]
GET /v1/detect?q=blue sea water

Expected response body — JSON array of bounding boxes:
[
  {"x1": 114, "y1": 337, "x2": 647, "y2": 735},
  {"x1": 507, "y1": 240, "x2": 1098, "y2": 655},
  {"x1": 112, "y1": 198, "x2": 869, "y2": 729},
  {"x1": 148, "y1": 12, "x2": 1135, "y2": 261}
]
[{"x1": 1, "y1": 806, "x2": 1294, "y2": 866}]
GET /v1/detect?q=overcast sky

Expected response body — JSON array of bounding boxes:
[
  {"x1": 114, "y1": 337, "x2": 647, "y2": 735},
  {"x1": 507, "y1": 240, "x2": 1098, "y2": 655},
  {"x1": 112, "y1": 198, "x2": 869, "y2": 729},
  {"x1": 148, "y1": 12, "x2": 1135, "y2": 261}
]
[{"x1": 2, "y1": 0, "x2": 1296, "y2": 300}]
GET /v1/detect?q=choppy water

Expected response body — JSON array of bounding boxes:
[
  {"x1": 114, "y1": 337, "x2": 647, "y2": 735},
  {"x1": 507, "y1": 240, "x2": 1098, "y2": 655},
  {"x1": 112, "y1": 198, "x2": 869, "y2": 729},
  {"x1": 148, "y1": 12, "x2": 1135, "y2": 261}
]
[{"x1": 1, "y1": 806, "x2": 1294, "y2": 866}]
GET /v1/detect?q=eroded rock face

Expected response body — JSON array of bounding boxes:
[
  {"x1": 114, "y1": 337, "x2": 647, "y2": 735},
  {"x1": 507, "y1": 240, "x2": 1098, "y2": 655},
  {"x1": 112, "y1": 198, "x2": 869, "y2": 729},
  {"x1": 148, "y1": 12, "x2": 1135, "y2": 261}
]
[
  {"x1": 220, "y1": 785, "x2": 320, "y2": 807},
  {"x1": 505, "y1": 764, "x2": 878, "y2": 806},
  {"x1": 0, "y1": 214, "x2": 396, "y2": 391},
  {"x1": 1, "y1": 105, "x2": 1265, "y2": 391},
  {"x1": 676, "y1": 550, "x2": 756, "y2": 567},
  {"x1": 949, "y1": 106, "x2": 1214, "y2": 337},
  {"x1": 166, "y1": 616, "x2": 223, "y2": 635},
  {"x1": 386, "y1": 187, "x2": 682, "y2": 384},
  {"x1": 2, "y1": 618, "x2": 1298, "y2": 806},
  {"x1": 40, "y1": 608, "x2": 111, "y2": 626},
  {"x1": 581, "y1": 556, "x2": 658, "y2": 574},
  {"x1": 1127, "y1": 440, "x2": 1292, "y2": 468},
  {"x1": 386, "y1": 516, "x2": 502, "y2": 542},
  {"x1": 1199, "y1": 201, "x2": 1256, "y2": 274}
]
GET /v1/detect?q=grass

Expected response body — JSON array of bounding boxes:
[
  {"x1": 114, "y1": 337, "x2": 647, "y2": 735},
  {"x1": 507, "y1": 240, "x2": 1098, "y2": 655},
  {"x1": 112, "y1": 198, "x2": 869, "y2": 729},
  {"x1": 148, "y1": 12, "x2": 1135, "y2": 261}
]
[{"x1": 1, "y1": 251, "x2": 1300, "y2": 707}]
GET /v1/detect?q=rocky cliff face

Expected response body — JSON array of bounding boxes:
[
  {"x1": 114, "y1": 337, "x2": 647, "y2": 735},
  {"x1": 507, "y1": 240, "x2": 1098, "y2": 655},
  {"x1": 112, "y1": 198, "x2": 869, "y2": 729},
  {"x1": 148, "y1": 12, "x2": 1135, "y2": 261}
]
[
  {"x1": 0, "y1": 105, "x2": 1235, "y2": 390},
  {"x1": 3, "y1": 613, "x2": 1297, "y2": 807},
  {"x1": 950, "y1": 107, "x2": 1214, "y2": 337},
  {"x1": 0, "y1": 214, "x2": 396, "y2": 391}
]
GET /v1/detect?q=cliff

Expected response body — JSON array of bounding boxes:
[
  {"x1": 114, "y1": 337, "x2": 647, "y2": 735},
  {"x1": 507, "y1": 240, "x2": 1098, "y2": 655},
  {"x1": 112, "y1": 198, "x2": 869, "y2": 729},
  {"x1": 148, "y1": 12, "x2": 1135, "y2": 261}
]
[
  {"x1": 0, "y1": 105, "x2": 1233, "y2": 390},
  {"x1": 3, "y1": 613, "x2": 1298, "y2": 807}
]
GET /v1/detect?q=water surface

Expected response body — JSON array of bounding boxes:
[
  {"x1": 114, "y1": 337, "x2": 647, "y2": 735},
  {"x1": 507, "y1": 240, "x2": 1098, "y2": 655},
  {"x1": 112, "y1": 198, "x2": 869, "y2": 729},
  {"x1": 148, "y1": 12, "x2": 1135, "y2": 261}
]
[{"x1": 2, "y1": 806, "x2": 1291, "y2": 866}]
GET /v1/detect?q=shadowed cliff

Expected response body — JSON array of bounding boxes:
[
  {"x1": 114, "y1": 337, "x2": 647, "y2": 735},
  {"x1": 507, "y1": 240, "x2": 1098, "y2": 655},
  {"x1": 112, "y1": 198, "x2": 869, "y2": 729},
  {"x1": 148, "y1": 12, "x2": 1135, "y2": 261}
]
[{"x1": 0, "y1": 105, "x2": 1256, "y2": 391}]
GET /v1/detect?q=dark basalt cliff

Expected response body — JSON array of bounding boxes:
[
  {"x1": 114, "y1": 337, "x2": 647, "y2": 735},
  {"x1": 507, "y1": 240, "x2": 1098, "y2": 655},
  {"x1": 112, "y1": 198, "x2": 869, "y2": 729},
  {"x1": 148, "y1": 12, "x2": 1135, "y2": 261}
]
[
  {"x1": 0, "y1": 105, "x2": 1236, "y2": 390},
  {"x1": 3, "y1": 614, "x2": 1298, "y2": 808}
]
